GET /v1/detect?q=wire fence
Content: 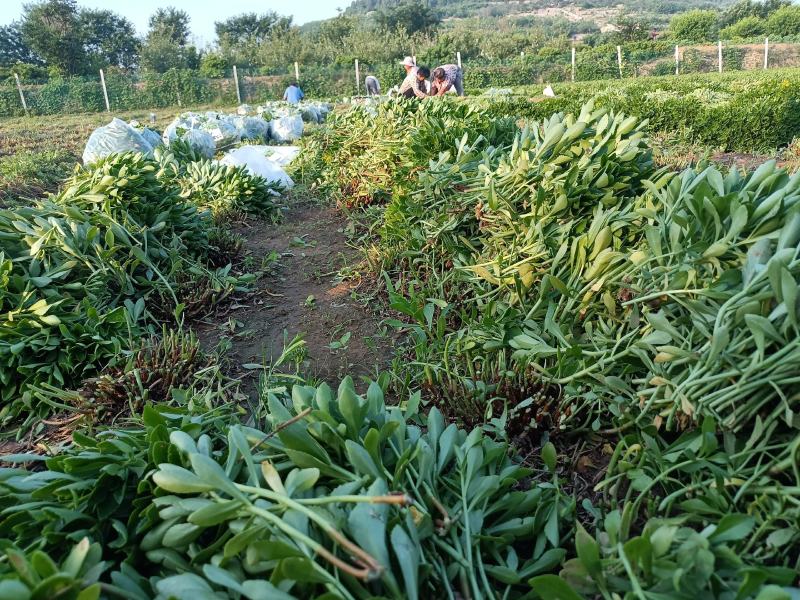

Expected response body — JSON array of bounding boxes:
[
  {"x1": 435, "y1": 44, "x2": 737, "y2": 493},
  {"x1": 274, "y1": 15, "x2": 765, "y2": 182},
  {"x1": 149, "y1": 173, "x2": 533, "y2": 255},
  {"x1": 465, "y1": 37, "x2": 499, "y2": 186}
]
[{"x1": 2, "y1": 38, "x2": 799, "y2": 118}]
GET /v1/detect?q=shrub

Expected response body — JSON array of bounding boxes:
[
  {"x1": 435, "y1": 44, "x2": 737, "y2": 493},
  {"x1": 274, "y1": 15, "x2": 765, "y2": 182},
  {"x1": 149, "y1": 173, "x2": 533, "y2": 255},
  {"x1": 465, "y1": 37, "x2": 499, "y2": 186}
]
[
  {"x1": 766, "y1": 5, "x2": 800, "y2": 36},
  {"x1": 720, "y1": 15, "x2": 767, "y2": 39},
  {"x1": 668, "y1": 9, "x2": 719, "y2": 42},
  {"x1": 199, "y1": 52, "x2": 228, "y2": 79}
]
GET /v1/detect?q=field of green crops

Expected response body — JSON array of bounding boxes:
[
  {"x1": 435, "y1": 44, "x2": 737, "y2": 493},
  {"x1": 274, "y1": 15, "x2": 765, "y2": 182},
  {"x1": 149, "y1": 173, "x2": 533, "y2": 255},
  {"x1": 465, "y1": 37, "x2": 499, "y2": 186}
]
[{"x1": 0, "y1": 86, "x2": 799, "y2": 599}]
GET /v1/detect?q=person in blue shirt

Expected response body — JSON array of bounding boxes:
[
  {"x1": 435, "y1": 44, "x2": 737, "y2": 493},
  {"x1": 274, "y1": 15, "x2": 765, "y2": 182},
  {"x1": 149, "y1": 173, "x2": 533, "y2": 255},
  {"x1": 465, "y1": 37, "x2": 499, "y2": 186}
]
[{"x1": 283, "y1": 82, "x2": 304, "y2": 104}]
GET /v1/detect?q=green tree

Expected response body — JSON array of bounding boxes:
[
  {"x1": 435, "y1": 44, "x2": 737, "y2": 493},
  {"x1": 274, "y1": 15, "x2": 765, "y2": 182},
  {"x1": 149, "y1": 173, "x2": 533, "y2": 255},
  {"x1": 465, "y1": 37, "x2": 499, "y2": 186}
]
[
  {"x1": 613, "y1": 15, "x2": 653, "y2": 42},
  {"x1": 720, "y1": 15, "x2": 766, "y2": 39},
  {"x1": 668, "y1": 9, "x2": 719, "y2": 42},
  {"x1": 215, "y1": 12, "x2": 292, "y2": 67},
  {"x1": 148, "y1": 7, "x2": 191, "y2": 45},
  {"x1": 0, "y1": 22, "x2": 41, "y2": 67},
  {"x1": 318, "y1": 14, "x2": 357, "y2": 45},
  {"x1": 199, "y1": 52, "x2": 227, "y2": 78},
  {"x1": 720, "y1": 0, "x2": 790, "y2": 27},
  {"x1": 375, "y1": 0, "x2": 440, "y2": 35},
  {"x1": 140, "y1": 7, "x2": 198, "y2": 73},
  {"x1": 215, "y1": 12, "x2": 292, "y2": 45},
  {"x1": 79, "y1": 9, "x2": 139, "y2": 69},
  {"x1": 766, "y1": 5, "x2": 800, "y2": 37},
  {"x1": 20, "y1": 0, "x2": 86, "y2": 75}
]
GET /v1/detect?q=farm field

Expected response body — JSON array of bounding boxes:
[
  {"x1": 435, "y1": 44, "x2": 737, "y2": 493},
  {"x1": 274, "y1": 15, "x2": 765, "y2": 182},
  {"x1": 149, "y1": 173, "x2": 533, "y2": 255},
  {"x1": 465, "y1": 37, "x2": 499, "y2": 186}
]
[
  {"x1": 1, "y1": 67, "x2": 800, "y2": 600},
  {"x1": 0, "y1": 81, "x2": 800, "y2": 598}
]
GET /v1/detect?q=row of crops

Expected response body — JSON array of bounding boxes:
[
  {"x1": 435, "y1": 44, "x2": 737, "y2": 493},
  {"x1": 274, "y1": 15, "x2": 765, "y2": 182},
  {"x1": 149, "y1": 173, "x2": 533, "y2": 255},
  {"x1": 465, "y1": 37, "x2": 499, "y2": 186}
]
[
  {"x1": 294, "y1": 97, "x2": 800, "y2": 597},
  {"x1": 1, "y1": 142, "x2": 281, "y2": 432},
  {"x1": 500, "y1": 68, "x2": 800, "y2": 153},
  {"x1": 0, "y1": 93, "x2": 798, "y2": 599}
]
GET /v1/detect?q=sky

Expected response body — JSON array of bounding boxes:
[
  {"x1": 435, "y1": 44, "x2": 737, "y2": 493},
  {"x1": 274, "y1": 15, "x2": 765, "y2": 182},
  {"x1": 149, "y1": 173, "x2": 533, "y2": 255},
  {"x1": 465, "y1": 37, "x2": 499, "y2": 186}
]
[{"x1": 0, "y1": 0, "x2": 344, "y2": 47}]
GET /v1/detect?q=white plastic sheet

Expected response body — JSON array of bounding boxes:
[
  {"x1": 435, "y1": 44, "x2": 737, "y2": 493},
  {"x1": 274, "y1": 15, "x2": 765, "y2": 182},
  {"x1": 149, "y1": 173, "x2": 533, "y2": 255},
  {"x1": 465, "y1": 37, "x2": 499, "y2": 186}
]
[
  {"x1": 269, "y1": 115, "x2": 304, "y2": 143},
  {"x1": 220, "y1": 145, "x2": 294, "y2": 189},
  {"x1": 82, "y1": 118, "x2": 152, "y2": 164},
  {"x1": 182, "y1": 130, "x2": 216, "y2": 159}
]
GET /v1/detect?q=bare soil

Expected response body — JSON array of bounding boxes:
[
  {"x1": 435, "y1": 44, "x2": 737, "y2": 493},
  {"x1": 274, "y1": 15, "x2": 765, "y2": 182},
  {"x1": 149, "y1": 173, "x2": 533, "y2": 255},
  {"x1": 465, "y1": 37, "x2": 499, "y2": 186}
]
[{"x1": 194, "y1": 200, "x2": 398, "y2": 398}]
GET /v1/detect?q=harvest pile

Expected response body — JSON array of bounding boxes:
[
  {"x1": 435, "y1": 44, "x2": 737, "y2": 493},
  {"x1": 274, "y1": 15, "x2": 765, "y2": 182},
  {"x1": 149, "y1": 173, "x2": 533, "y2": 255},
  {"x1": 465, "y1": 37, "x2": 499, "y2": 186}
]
[
  {"x1": 296, "y1": 97, "x2": 800, "y2": 596},
  {"x1": 1, "y1": 148, "x2": 282, "y2": 432}
]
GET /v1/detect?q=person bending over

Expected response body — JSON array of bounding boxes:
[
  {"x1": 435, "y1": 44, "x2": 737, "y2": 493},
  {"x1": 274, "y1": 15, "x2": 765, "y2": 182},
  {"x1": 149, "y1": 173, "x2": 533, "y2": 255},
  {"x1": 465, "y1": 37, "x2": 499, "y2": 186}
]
[
  {"x1": 398, "y1": 56, "x2": 429, "y2": 99},
  {"x1": 400, "y1": 66, "x2": 430, "y2": 99},
  {"x1": 430, "y1": 64, "x2": 464, "y2": 97},
  {"x1": 365, "y1": 75, "x2": 381, "y2": 96}
]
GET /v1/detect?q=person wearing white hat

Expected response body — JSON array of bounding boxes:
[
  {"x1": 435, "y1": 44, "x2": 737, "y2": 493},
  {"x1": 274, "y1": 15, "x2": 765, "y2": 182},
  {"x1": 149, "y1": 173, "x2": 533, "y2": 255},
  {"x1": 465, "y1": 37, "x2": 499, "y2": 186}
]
[{"x1": 398, "y1": 56, "x2": 428, "y2": 99}]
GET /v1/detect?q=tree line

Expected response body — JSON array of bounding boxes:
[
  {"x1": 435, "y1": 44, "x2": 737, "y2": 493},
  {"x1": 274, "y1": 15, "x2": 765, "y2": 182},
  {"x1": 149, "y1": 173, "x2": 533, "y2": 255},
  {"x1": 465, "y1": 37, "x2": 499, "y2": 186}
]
[{"x1": 2, "y1": 0, "x2": 800, "y2": 84}]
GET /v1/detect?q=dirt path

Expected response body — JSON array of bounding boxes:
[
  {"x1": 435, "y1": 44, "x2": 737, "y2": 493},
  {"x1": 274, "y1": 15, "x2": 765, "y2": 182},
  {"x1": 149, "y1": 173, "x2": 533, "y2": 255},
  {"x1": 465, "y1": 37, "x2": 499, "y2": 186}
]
[{"x1": 195, "y1": 201, "x2": 397, "y2": 397}]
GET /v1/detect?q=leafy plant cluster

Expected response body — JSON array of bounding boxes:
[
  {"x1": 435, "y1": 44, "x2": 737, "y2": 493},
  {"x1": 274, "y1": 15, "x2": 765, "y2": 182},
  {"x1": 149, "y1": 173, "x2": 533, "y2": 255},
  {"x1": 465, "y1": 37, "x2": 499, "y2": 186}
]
[
  {"x1": 0, "y1": 148, "x2": 282, "y2": 433},
  {"x1": 507, "y1": 67, "x2": 800, "y2": 152},
  {"x1": 292, "y1": 98, "x2": 516, "y2": 208},
  {"x1": 0, "y1": 374, "x2": 577, "y2": 599},
  {"x1": 296, "y1": 97, "x2": 800, "y2": 596}
]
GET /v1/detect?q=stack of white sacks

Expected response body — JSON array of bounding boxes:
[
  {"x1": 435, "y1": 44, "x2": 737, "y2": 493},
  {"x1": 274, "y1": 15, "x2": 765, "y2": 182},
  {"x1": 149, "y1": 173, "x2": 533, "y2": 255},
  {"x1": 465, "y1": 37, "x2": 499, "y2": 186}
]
[{"x1": 83, "y1": 101, "x2": 332, "y2": 164}]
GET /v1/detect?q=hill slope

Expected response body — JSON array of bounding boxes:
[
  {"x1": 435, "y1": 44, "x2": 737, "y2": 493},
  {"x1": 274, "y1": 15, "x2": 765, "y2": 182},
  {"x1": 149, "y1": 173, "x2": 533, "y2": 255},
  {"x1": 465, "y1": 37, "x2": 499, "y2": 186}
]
[{"x1": 345, "y1": 0, "x2": 735, "y2": 20}]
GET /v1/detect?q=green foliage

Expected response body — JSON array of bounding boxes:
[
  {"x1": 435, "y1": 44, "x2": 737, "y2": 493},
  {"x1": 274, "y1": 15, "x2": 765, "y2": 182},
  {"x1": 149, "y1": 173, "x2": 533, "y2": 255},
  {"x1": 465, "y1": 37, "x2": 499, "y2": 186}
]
[
  {"x1": 0, "y1": 538, "x2": 106, "y2": 599},
  {"x1": 513, "y1": 70, "x2": 800, "y2": 152},
  {"x1": 156, "y1": 146, "x2": 283, "y2": 218},
  {"x1": 540, "y1": 511, "x2": 797, "y2": 598},
  {"x1": 147, "y1": 7, "x2": 192, "y2": 46},
  {"x1": 14, "y1": 1, "x2": 138, "y2": 75},
  {"x1": 0, "y1": 148, "x2": 75, "y2": 202},
  {"x1": 720, "y1": 0, "x2": 790, "y2": 27},
  {"x1": 294, "y1": 98, "x2": 516, "y2": 207},
  {"x1": 766, "y1": 5, "x2": 800, "y2": 37},
  {"x1": 140, "y1": 8, "x2": 199, "y2": 74},
  {"x1": 0, "y1": 376, "x2": 572, "y2": 599},
  {"x1": 79, "y1": 9, "x2": 139, "y2": 70},
  {"x1": 293, "y1": 93, "x2": 800, "y2": 597},
  {"x1": 20, "y1": 0, "x2": 85, "y2": 75},
  {"x1": 215, "y1": 12, "x2": 292, "y2": 68},
  {"x1": 720, "y1": 15, "x2": 766, "y2": 39},
  {"x1": 375, "y1": 0, "x2": 441, "y2": 34},
  {"x1": 0, "y1": 148, "x2": 281, "y2": 429},
  {"x1": 668, "y1": 9, "x2": 719, "y2": 42},
  {"x1": 199, "y1": 52, "x2": 227, "y2": 79},
  {"x1": 0, "y1": 22, "x2": 40, "y2": 68}
]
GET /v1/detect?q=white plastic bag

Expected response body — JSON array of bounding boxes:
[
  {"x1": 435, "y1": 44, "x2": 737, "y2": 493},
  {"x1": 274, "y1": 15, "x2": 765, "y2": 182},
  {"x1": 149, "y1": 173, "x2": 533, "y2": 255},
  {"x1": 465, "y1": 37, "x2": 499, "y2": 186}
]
[
  {"x1": 139, "y1": 127, "x2": 163, "y2": 150},
  {"x1": 220, "y1": 146, "x2": 294, "y2": 189},
  {"x1": 543, "y1": 85, "x2": 555, "y2": 98},
  {"x1": 237, "y1": 104, "x2": 252, "y2": 116},
  {"x1": 83, "y1": 118, "x2": 152, "y2": 164},
  {"x1": 300, "y1": 106, "x2": 320, "y2": 124},
  {"x1": 269, "y1": 115, "x2": 304, "y2": 142},
  {"x1": 201, "y1": 118, "x2": 240, "y2": 147},
  {"x1": 263, "y1": 145, "x2": 300, "y2": 166},
  {"x1": 234, "y1": 116, "x2": 270, "y2": 141},
  {"x1": 182, "y1": 129, "x2": 216, "y2": 159}
]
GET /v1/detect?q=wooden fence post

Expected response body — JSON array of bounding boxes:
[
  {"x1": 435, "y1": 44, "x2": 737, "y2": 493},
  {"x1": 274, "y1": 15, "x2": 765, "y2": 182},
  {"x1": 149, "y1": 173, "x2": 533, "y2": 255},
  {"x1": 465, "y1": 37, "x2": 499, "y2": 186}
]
[
  {"x1": 764, "y1": 37, "x2": 769, "y2": 69},
  {"x1": 571, "y1": 47, "x2": 576, "y2": 82},
  {"x1": 675, "y1": 45, "x2": 679, "y2": 75},
  {"x1": 355, "y1": 59, "x2": 360, "y2": 95},
  {"x1": 294, "y1": 61, "x2": 300, "y2": 81},
  {"x1": 457, "y1": 51, "x2": 462, "y2": 68},
  {"x1": 14, "y1": 72, "x2": 29, "y2": 116},
  {"x1": 617, "y1": 45, "x2": 623, "y2": 78},
  {"x1": 99, "y1": 69, "x2": 110, "y2": 113},
  {"x1": 233, "y1": 65, "x2": 241, "y2": 104},
  {"x1": 718, "y1": 40, "x2": 723, "y2": 73}
]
